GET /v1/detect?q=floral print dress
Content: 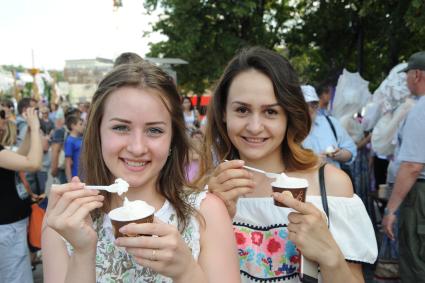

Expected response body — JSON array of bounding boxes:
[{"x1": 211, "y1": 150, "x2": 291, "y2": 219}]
[
  {"x1": 65, "y1": 191, "x2": 206, "y2": 283},
  {"x1": 234, "y1": 195, "x2": 377, "y2": 283}
]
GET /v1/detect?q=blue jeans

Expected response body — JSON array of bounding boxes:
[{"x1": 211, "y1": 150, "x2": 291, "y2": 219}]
[{"x1": 0, "y1": 218, "x2": 33, "y2": 283}]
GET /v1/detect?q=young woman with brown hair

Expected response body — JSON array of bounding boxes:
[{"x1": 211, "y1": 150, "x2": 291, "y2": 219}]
[
  {"x1": 199, "y1": 47, "x2": 377, "y2": 282},
  {"x1": 42, "y1": 62, "x2": 239, "y2": 282}
]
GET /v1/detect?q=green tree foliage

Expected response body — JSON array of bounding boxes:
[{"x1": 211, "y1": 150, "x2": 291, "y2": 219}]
[
  {"x1": 144, "y1": 0, "x2": 292, "y2": 94},
  {"x1": 146, "y1": 0, "x2": 425, "y2": 93},
  {"x1": 286, "y1": 0, "x2": 425, "y2": 89},
  {"x1": 2, "y1": 65, "x2": 26, "y2": 72}
]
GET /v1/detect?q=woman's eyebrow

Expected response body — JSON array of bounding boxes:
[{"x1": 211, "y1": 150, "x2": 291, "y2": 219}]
[
  {"x1": 231, "y1": 101, "x2": 280, "y2": 108},
  {"x1": 109, "y1": 118, "x2": 167, "y2": 126},
  {"x1": 109, "y1": 117, "x2": 131, "y2": 123}
]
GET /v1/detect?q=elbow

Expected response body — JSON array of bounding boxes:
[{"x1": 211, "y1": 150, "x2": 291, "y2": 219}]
[
  {"x1": 26, "y1": 161, "x2": 42, "y2": 172},
  {"x1": 404, "y1": 162, "x2": 424, "y2": 177},
  {"x1": 411, "y1": 164, "x2": 424, "y2": 176}
]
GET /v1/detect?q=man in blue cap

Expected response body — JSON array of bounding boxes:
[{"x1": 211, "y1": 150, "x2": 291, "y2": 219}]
[{"x1": 383, "y1": 51, "x2": 425, "y2": 282}]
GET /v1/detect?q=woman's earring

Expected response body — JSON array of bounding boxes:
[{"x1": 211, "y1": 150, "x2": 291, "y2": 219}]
[{"x1": 168, "y1": 148, "x2": 172, "y2": 156}]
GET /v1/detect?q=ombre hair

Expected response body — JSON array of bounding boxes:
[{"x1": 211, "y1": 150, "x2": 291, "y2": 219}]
[
  {"x1": 198, "y1": 47, "x2": 318, "y2": 180},
  {"x1": 81, "y1": 62, "x2": 198, "y2": 231}
]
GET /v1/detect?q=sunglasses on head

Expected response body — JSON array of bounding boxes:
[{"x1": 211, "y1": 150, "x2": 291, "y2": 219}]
[{"x1": 0, "y1": 110, "x2": 5, "y2": 119}]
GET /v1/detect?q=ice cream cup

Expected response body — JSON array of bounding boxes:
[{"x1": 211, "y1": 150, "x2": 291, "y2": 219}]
[
  {"x1": 108, "y1": 200, "x2": 155, "y2": 238},
  {"x1": 271, "y1": 176, "x2": 308, "y2": 207}
]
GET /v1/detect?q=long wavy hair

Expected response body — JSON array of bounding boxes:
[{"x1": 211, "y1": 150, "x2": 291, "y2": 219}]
[
  {"x1": 198, "y1": 47, "x2": 318, "y2": 181},
  {"x1": 81, "y1": 62, "x2": 198, "y2": 231}
]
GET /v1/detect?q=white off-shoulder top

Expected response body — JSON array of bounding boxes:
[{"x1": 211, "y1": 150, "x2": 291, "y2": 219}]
[{"x1": 233, "y1": 194, "x2": 378, "y2": 283}]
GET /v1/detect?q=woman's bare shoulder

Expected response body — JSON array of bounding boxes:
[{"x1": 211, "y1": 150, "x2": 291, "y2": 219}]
[{"x1": 323, "y1": 164, "x2": 354, "y2": 197}]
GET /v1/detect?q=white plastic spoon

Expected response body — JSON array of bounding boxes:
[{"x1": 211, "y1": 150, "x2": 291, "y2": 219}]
[
  {"x1": 224, "y1": 160, "x2": 285, "y2": 179},
  {"x1": 85, "y1": 178, "x2": 129, "y2": 195}
]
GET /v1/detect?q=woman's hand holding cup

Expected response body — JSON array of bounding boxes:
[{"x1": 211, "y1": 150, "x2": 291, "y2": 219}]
[
  {"x1": 272, "y1": 192, "x2": 342, "y2": 267},
  {"x1": 115, "y1": 218, "x2": 201, "y2": 281}
]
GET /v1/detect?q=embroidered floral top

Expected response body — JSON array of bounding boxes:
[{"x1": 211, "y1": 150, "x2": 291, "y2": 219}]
[
  {"x1": 234, "y1": 195, "x2": 377, "y2": 283},
  {"x1": 65, "y1": 191, "x2": 206, "y2": 283}
]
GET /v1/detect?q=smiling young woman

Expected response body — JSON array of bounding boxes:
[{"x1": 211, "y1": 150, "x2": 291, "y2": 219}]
[
  {"x1": 42, "y1": 62, "x2": 240, "y2": 283},
  {"x1": 198, "y1": 47, "x2": 377, "y2": 283}
]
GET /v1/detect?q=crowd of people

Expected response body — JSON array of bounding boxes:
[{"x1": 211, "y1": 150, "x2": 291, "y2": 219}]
[
  {"x1": 0, "y1": 95, "x2": 89, "y2": 282},
  {"x1": 0, "y1": 48, "x2": 424, "y2": 283}
]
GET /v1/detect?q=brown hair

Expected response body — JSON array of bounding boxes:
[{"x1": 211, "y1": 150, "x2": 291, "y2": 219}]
[
  {"x1": 65, "y1": 115, "x2": 81, "y2": 131},
  {"x1": 198, "y1": 47, "x2": 318, "y2": 181},
  {"x1": 81, "y1": 62, "x2": 198, "y2": 231},
  {"x1": 114, "y1": 52, "x2": 144, "y2": 67}
]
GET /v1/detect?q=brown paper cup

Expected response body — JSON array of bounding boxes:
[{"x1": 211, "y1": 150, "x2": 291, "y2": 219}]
[
  {"x1": 110, "y1": 214, "x2": 154, "y2": 238},
  {"x1": 272, "y1": 186, "x2": 306, "y2": 207}
]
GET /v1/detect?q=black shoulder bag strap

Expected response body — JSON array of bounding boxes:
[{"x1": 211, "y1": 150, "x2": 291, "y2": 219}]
[
  {"x1": 319, "y1": 164, "x2": 330, "y2": 226},
  {"x1": 324, "y1": 115, "x2": 337, "y2": 142}
]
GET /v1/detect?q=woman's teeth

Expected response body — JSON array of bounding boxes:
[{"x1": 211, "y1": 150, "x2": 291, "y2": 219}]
[{"x1": 125, "y1": 160, "x2": 146, "y2": 167}]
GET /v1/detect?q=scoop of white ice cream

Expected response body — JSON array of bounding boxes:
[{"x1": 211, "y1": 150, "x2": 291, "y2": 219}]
[
  {"x1": 272, "y1": 173, "x2": 308, "y2": 189},
  {"x1": 108, "y1": 197, "x2": 155, "y2": 221},
  {"x1": 325, "y1": 145, "x2": 336, "y2": 154},
  {"x1": 108, "y1": 178, "x2": 129, "y2": 196}
]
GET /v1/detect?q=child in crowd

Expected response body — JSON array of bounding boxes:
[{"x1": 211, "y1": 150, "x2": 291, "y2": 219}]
[
  {"x1": 199, "y1": 47, "x2": 377, "y2": 282},
  {"x1": 64, "y1": 115, "x2": 84, "y2": 181},
  {"x1": 42, "y1": 62, "x2": 239, "y2": 282}
]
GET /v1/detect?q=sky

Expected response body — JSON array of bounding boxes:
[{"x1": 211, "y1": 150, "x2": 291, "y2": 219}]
[{"x1": 0, "y1": 0, "x2": 165, "y2": 70}]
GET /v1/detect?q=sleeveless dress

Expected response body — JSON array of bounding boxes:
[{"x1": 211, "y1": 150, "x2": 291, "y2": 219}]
[
  {"x1": 234, "y1": 195, "x2": 377, "y2": 282},
  {"x1": 66, "y1": 191, "x2": 206, "y2": 283}
]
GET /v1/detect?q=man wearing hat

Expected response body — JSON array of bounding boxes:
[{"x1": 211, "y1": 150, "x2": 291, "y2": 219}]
[
  {"x1": 383, "y1": 51, "x2": 425, "y2": 282},
  {"x1": 301, "y1": 85, "x2": 357, "y2": 169}
]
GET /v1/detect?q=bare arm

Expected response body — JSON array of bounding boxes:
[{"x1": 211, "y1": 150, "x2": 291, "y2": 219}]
[
  {"x1": 42, "y1": 179, "x2": 101, "y2": 283},
  {"x1": 42, "y1": 211, "x2": 97, "y2": 283},
  {"x1": 65, "y1": 157, "x2": 73, "y2": 182},
  {"x1": 42, "y1": 220, "x2": 70, "y2": 283},
  {"x1": 2, "y1": 108, "x2": 43, "y2": 172},
  {"x1": 50, "y1": 143, "x2": 61, "y2": 177},
  {"x1": 320, "y1": 165, "x2": 365, "y2": 282},
  {"x1": 386, "y1": 161, "x2": 423, "y2": 213},
  {"x1": 42, "y1": 134, "x2": 50, "y2": 152},
  {"x1": 320, "y1": 257, "x2": 364, "y2": 283},
  {"x1": 383, "y1": 161, "x2": 424, "y2": 239},
  {"x1": 196, "y1": 193, "x2": 241, "y2": 283},
  {"x1": 17, "y1": 126, "x2": 31, "y2": 155},
  {"x1": 0, "y1": 122, "x2": 42, "y2": 172}
]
